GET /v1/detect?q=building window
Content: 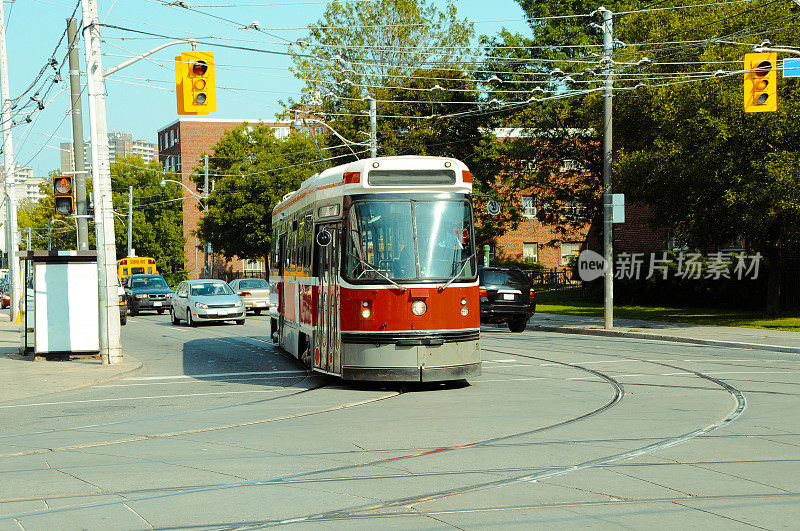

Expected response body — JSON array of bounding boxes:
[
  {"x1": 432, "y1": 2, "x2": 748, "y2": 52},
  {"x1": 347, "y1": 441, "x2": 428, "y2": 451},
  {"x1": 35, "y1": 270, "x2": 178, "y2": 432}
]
[
  {"x1": 561, "y1": 200, "x2": 584, "y2": 220},
  {"x1": 522, "y1": 196, "x2": 537, "y2": 218},
  {"x1": 559, "y1": 159, "x2": 584, "y2": 172},
  {"x1": 521, "y1": 159, "x2": 537, "y2": 172},
  {"x1": 273, "y1": 127, "x2": 290, "y2": 140},
  {"x1": 243, "y1": 259, "x2": 264, "y2": 272},
  {"x1": 169, "y1": 130, "x2": 175, "y2": 146},
  {"x1": 561, "y1": 242, "x2": 581, "y2": 265},
  {"x1": 522, "y1": 242, "x2": 538, "y2": 262}
]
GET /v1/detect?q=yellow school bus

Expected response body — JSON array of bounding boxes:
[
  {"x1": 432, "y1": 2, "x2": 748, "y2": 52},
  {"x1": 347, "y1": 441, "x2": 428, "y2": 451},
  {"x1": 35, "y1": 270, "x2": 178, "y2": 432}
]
[{"x1": 118, "y1": 257, "x2": 158, "y2": 279}]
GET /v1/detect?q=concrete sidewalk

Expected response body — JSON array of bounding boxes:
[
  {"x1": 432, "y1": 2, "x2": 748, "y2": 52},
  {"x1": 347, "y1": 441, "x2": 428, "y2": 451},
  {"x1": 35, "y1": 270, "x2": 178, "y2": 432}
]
[
  {"x1": 0, "y1": 310, "x2": 142, "y2": 403},
  {"x1": 530, "y1": 312, "x2": 800, "y2": 354}
]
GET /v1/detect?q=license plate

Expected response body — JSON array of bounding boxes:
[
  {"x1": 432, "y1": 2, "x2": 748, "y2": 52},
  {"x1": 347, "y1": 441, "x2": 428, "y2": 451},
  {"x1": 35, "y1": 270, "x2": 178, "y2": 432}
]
[
  {"x1": 153, "y1": 301, "x2": 162, "y2": 307},
  {"x1": 503, "y1": 294, "x2": 515, "y2": 300},
  {"x1": 255, "y1": 301, "x2": 266, "y2": 307}
]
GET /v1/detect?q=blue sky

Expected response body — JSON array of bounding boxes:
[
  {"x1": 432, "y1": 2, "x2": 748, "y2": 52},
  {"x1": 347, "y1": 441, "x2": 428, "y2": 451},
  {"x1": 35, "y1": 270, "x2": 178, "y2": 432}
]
[{"x1": 5, "y1": 0, "x2": 532, "y2": 176}]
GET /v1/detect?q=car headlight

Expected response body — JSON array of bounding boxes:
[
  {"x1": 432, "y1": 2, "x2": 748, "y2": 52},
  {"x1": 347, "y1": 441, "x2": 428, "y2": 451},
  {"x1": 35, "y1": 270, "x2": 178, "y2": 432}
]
[
  {"x1": 135, "y1": 294, "x2": 148, "y2": 299},
  {"x1": 194, "y1": 302, "x2": 208, "y2": 309},
  {"x1": 235, "y1": 300, "x2": 243, "y2": 307}
]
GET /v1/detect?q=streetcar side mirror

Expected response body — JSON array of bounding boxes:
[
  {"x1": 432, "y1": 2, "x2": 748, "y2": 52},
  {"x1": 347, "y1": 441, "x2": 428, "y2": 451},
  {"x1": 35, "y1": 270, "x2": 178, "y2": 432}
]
[
  {"x1": 486, "y1": 200, "x2": 501, "y2": 216},
  {"x1": 316, "y1": 229, "x2": 332, "y2": 247}
]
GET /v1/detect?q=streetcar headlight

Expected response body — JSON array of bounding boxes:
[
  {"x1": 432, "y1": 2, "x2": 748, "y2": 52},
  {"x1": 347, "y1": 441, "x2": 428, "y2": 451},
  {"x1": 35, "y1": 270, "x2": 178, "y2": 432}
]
[
  {"x1": 411, "y1": 300, "x2": 427, "y2": 316},
  {"x1": 360, "y1": 300, "x2": 372, "y2": 318}
]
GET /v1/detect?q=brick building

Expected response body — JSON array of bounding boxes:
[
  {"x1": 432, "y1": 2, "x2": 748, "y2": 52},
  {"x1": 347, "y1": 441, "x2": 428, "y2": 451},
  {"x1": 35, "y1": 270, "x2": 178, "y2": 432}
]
[
  {"x1": 490, "y1": 129, "x2": 668, "y2": 269},
  {"x1": 156, "y1": 117, "x2": 292, "y2": 279}
]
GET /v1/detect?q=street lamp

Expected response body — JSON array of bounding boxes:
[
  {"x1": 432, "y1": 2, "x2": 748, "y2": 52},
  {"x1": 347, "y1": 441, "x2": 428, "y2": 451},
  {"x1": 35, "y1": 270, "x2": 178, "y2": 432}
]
[
  {"x1": 160, "y1": 176, "x2": 211, "y2": 278},
  {"x1": 47, "y1": 218, "x2": 74, "y2": 250}
]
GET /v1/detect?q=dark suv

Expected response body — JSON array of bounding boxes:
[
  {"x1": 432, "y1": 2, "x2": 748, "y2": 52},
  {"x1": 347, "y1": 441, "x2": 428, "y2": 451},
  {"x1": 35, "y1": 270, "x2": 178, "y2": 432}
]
[
  {"x1": 479, "y1": 267, "x2": 536, "y2": 332},
  {"x1": 124, "y1": 274, "x2": 175, "y2": 315}
]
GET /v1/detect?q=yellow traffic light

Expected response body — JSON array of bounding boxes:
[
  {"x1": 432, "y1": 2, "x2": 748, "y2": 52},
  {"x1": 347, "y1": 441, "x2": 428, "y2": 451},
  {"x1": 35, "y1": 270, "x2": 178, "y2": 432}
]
[
  {"x1": 744, "y1": 52, "x2": 777, "y2": 113},
  {"x1": 53, "y1": 174, "x2": 74, "y2": 215},
  {"x1": 175, "y1": 51, "x2": 216, "y2": 115}
]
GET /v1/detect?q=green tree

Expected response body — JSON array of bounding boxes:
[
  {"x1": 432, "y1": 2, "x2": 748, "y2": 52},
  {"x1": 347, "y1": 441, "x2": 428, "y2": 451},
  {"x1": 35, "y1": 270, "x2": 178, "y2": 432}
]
[
  {"x1": 611, "y1": 0, "x2": 800, "y2": 314},
  {"x1": 110, "y1": 157, "x2": 186, "y2": 284},
  {"x1": 196, "y1": 125, "x2": 325, "y2": 260}
]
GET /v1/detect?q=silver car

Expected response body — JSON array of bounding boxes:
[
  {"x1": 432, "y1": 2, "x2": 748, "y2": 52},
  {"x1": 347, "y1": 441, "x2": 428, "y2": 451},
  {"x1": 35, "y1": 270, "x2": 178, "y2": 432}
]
[
  {"x1": 228, "y1": 278, "x2": 270, "y2": 315},
  {"x1": 170, "y1": 279, "x2": 245, "y2": 326}
]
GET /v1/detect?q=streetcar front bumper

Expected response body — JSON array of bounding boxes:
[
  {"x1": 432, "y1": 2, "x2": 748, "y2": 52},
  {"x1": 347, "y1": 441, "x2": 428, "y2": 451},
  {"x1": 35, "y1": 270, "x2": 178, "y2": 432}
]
[{"x1": 339, "y1": 329, "x2": 481, "y2": 382}]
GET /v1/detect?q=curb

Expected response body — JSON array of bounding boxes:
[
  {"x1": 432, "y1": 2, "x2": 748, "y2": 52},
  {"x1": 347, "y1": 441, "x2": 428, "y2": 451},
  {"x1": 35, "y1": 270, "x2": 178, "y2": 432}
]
[
  {"x1": 528, "y1": 325, "x2": 800, "y2": 354},
  {"x1": 0, "y1": 353, "x2": 144, "y2": 405}
]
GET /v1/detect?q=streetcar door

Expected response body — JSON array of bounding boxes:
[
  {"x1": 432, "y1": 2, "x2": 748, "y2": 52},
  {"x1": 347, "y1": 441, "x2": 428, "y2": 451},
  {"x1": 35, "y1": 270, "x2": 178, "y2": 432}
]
[
  {"x1": 316, "y1": 225, "x2": 341, "y2": 374},
  {"x1": 277, "y1": 234, "x2": 286, "y2": 341}
]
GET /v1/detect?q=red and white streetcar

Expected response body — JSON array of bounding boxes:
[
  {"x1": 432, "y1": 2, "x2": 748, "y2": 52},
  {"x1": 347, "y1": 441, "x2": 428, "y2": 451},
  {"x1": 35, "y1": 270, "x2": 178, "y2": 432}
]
[{"x1": 269, "y1": 155, "x2": 480, "y2": 381}]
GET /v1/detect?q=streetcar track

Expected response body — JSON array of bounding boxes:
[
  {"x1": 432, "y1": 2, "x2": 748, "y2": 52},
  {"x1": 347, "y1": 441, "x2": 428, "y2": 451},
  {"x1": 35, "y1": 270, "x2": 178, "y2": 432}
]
[
  {"x1": 0, "y1": 338, "x2": 319, "y2": 442},
  {"x1": 0, "y1": 354, "x2": 625, "y2": 523},
  {"x1": 229, "y1": 347, "x2": 745, "y2": 528}
]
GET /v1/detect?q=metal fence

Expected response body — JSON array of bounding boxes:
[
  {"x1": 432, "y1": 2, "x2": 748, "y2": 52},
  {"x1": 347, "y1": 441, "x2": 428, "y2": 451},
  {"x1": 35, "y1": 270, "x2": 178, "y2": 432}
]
[{"x1": 215, "y1": 270, "x2": 267, "y2": 282}]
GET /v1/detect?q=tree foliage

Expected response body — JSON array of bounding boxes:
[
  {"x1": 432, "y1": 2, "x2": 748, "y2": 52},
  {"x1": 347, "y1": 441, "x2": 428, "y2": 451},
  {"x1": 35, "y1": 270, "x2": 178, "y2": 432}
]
[
  {"x1": 110, "y1": 157, "x2": 186, "y2": 284},
  {"x1": 611, "y1": 0, "x2": 800, "y2": 313},
  {"x1": 196, "y1": 125, "x2": 325, "y2": 260}
]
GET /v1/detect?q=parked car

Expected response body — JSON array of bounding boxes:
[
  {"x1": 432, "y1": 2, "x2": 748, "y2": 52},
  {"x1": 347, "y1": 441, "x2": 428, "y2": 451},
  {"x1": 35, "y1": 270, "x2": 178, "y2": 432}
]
[
  {"x1": 170, "y1": 279, "x2": 245, "y2": 326},
  {"x1": 0, "y1": 280, "x2": 9, "y2": 309},
  {"x1": 228, "y1": 278, "x2": 270, "y2": 314},
  {"x1": 479, "y1": 266, "x2": 536, "y2": 333},
  {"x1": 123, "y1": 274, "x2": 175, "y2": 315},
  {"x1": 118, "y1": 278, "x2": 127, "y2": 326}
]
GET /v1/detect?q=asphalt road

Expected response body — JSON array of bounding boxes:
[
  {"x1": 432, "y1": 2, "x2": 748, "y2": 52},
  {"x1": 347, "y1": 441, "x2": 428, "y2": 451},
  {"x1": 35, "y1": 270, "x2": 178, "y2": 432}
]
[{"x1": 0, "y1": 313, "x2": 798, "y2": 529}]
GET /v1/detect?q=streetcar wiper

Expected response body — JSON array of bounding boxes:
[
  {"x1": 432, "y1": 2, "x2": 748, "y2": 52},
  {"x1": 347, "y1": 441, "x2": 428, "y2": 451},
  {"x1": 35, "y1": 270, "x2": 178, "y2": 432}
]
[
  {"x1": 438, "y1": 257, "x2": 472, "y2": 292},
  {"x1": 349, "y1": 253, "x2": 407, "y2": 292}
]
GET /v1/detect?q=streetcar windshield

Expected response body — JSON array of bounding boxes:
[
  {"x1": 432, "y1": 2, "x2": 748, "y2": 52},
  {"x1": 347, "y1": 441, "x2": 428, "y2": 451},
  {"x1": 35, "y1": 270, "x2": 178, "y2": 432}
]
[{"x1": 345, "y1": 200, "x2": 475, "y2": 283}]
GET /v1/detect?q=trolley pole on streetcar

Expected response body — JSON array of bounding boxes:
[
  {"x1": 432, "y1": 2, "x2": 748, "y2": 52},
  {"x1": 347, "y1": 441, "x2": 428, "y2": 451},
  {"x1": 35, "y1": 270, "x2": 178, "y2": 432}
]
[
  {"x1": 600, "y1": 6, "x2": 614, "y2": 330},
  {"x1": 369, "y1": 98, "x2": 377, "y2": 158}
]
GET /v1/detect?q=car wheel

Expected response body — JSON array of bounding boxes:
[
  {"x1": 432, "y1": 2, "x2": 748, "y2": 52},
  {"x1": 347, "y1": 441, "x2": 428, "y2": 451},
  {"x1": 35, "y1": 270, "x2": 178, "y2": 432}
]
[
  {"x1": 170, "y1": 307, "x2": 180, "y2": 325},
  {"x1": 120, "y1": 312, "x2": 127, "y2": 326},
  {"x1": 508, "y1": 317, "x2": 528, "y2": 333},
  {"x1": 254, "y1": 309, "x2": 262, "y2": 315},
  {"x1": 129, "y1": 303, "x2": 138, "y2": 316},
  {"x1": 187, "y1": 311, "x2": 197, "y2": 327},
  {"x1": 236, "y1": 318, "x2": 246, "y2": 325},
  {"x1": 157, "y1": 309, "x2": 165, "y2": 315}
]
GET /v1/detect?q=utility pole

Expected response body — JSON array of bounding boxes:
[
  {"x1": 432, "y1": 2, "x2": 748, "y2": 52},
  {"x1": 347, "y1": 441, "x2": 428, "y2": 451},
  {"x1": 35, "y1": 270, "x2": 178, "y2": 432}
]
[
  {"x1": 601, "y1": 6, "x2": 614, "y2": 329},
  {"x1": 202, "y1": 154, "x2": 209, "y2": 278},
  {"x1": 127, "y1": 185, "x2": 133, "y2": 257},
  {"x1": 369, "y1": 98, "x2": 377, "y2": 158},
  {"x1": 0, "y1": 0, "x2": 20, "y2": 323},
  {"x1": 81, "y1": 0, "x2": 121, "y2": 364},
  {"x1": 66, "y1": 19, "x2": 89, "y2": 251}
]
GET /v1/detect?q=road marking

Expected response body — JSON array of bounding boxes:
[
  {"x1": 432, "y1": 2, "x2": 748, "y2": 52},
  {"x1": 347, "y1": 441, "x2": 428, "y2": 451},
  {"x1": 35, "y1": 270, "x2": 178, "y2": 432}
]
[
  {"x1": 123, "y1": 370, "x2": 305, "y2": 381},
  {"x1": 0, "y1": 389, "x2": 290, "y2": 409},
  {"x1": 482, "y1": 359, "x2": 517, "y2": 363},
  {"x1": 96, "y1": 375, "x2": 307, "y2": 388}
]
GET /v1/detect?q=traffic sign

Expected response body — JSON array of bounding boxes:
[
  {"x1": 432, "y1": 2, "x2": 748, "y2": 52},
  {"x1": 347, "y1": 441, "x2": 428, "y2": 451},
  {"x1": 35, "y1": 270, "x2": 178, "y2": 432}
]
[{"x1": 783, "y1": 58, "x2": 800, "y2": 78}]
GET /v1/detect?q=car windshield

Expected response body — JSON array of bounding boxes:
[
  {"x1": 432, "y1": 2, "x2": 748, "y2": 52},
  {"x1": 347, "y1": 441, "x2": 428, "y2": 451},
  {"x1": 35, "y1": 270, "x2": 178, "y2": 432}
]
[
  {"x1": 239, "y1": 279, "x2": 268, "y2": 289},
  {"x1": 132, "y1": 277, "x2": 168, "y2": 289},
  {"x1": 481, "y1": 269, "x2": 530, "y2": 287},
  {"x1": 345, "y1": 199, "x2": 475, "y2": 283},
  {"x1": 190, "y1": 282, "x2": 234, "y2": 296}
]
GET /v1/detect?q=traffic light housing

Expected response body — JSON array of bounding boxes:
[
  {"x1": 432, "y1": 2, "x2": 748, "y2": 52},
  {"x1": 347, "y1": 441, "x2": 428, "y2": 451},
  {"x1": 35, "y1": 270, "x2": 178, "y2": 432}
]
[
  {"x1": 744, "y1": 52, "x2": 777, "y2": 112},
  {"x1": 175, "y1": 51, "x2": 216, "y2": 115},
  {"x1": 53, "y1": 174, "x2": 74, "y2": 215}
]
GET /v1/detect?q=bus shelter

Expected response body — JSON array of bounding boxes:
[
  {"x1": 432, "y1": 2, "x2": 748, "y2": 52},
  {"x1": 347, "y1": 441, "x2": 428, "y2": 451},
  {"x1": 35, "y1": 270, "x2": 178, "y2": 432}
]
[{"x1": 19, "y1": 251, "x2": 100, "y2": 357}]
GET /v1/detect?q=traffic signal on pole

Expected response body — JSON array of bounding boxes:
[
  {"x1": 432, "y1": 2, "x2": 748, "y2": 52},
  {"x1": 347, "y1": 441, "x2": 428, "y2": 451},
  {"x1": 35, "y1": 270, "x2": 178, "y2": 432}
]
[
  {"x1": 53, "y1": 174, "x2": 74, "y2": 215},
  {"x1": 175, "y1": 51, "x2": 216, "y2": 115},
  {"x1": 744, "y1": 52, "x2": 777, "y2": 112}
]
